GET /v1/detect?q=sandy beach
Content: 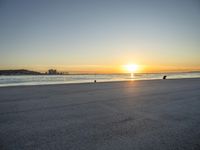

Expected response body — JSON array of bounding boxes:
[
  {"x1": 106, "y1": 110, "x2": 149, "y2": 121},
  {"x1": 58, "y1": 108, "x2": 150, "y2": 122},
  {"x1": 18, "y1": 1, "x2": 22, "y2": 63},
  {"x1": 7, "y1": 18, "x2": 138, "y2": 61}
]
[{"x1": 0, "y1": 78, "x2": 200, "y2": 150}]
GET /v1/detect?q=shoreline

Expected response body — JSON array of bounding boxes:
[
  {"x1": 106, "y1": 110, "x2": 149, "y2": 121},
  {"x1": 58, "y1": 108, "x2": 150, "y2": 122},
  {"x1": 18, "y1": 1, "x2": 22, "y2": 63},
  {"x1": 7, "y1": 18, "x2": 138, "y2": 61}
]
[{"x1": 0, "y1": 77, "x2": 200, "y2": 88}]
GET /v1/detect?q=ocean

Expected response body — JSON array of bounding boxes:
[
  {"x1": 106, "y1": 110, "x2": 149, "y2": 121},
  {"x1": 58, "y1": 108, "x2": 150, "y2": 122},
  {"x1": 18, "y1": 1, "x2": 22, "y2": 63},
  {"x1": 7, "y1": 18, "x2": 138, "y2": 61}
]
[{"x1": 0, "y1": 72, "x2": 200, "y2": 87}]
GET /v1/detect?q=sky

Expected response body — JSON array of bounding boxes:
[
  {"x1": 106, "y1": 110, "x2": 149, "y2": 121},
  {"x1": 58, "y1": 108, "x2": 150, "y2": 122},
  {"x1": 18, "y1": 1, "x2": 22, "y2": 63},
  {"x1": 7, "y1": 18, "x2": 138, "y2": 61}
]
[{"x1": 0, "y1": 0, "x2": 200, "y2": 73}]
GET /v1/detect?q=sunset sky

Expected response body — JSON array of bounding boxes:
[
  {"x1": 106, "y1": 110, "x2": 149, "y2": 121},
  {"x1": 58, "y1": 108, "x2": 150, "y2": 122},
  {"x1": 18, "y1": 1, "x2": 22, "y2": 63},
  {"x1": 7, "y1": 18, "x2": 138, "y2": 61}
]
[{"x1": 0, "y1": 0, "x2": 200, "y2": 73}]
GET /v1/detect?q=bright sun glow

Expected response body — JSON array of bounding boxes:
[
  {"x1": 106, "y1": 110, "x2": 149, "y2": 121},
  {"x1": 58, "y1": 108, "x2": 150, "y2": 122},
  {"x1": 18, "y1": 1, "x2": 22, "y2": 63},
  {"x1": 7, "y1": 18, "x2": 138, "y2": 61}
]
[{"x1": 125, "y1": 64, "x2": 138, "y2": 73}]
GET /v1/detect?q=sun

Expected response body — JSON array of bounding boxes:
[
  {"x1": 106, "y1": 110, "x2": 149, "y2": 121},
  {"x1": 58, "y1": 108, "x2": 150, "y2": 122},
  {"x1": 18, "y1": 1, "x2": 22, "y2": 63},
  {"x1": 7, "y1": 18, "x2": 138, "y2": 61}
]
[{"x1": 124, "y1": 64, "x2": 138, "y2": 73}]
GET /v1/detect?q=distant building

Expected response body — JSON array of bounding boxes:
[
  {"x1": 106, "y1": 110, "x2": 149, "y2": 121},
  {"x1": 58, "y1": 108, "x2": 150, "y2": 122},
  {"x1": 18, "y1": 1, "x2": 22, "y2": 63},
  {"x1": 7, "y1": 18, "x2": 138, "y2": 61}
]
[
  {"x1": 47, "y1": 69, "x2": 68, "y2": 75},
  {"x1": 48, "y1": 69, "x2": 58, "y2": 75}
]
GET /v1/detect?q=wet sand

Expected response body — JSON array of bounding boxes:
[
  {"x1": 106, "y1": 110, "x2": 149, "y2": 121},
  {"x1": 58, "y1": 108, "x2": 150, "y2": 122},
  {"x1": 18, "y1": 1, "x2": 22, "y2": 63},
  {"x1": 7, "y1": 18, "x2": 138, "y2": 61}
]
[{"x1": 0, "y1": 78, "x2": 200, "y2": 150}]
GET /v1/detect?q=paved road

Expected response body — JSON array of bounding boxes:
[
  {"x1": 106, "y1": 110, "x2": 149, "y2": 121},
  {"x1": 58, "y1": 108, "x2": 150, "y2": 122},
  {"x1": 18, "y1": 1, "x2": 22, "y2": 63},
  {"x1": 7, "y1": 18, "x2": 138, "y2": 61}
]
[{"x1": 0, "y1": 78, "x2": 200, "y2": 150}]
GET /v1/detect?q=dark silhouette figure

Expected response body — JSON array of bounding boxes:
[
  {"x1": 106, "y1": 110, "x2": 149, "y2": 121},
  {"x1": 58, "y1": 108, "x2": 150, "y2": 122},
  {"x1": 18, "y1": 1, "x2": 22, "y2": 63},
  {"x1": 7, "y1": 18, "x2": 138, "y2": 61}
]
[
  {"x1": 163, "y1": 75, "x2": 167, "y2": 79},
  {"x1": 94, "y1": 80, "x2": 96, "y2": 83}
]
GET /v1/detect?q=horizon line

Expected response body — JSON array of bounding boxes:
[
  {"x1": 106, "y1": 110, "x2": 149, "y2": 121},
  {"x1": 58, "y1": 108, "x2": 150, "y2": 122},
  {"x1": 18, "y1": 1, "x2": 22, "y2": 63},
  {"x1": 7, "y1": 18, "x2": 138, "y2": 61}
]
[{"x1": 0, "y1": 68, "x2": 200, "y2": 75}]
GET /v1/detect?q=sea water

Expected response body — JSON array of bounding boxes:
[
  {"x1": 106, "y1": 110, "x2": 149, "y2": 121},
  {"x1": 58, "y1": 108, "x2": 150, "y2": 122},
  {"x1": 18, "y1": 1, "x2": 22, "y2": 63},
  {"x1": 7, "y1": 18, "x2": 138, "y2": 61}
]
[{"x1": 0, "y1": 72, "x2": 200, "y2": 87}]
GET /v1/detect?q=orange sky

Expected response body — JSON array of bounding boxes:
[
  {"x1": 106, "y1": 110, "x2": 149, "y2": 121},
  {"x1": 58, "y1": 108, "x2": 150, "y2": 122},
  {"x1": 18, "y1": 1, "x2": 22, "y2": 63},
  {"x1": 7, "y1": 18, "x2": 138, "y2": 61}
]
[{"x1": 1, "y1": 64, "x2": 199, "y2": 74}]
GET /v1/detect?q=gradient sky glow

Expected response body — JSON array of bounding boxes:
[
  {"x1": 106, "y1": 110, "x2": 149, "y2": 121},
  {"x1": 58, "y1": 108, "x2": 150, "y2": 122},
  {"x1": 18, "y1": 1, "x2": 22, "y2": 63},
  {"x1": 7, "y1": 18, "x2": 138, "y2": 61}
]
[{"x1": 0, "y1": 0, "x2": 200, "y2": 73}]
